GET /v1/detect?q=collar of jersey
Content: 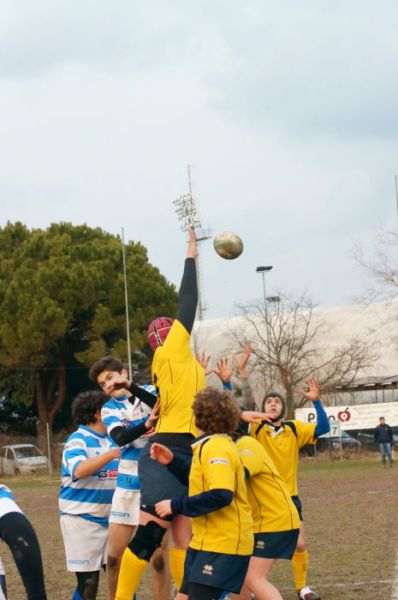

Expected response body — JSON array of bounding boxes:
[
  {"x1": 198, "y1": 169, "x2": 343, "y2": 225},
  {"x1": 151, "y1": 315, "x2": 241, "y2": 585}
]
[
  {"x1": 79, "y1": 424, "x2": 107, "y2": 439},
  {"x1": 191, "y1": 433, "x2": 229, "y2": 448},
  {"x1": 270, "y1": 426, "x2": 285, "y2": 438},
  {"x1": 111, "y1": 394, "x2": 138, "y2": 407}
]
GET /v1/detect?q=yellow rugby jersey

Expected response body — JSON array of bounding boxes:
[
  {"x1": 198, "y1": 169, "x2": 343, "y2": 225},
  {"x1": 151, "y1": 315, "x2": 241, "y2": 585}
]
[
  {"x1": 250, "y1": 420, "x2": 316, "y2": 496},
  {"x1": 189, "y1": 434, "x2": 253, "y2": 555},
  {"x1": 151, "y1": 319, "x2": 205, "y2": 435},
  {"x1": 236, "y1": 436, "x2": 300, "y2": 533}
]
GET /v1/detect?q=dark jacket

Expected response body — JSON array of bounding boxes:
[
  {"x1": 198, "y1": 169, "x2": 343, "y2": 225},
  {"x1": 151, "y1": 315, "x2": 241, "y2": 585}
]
[{"x1": 374, "y1": 424, "x2": 393, "y2": 444}]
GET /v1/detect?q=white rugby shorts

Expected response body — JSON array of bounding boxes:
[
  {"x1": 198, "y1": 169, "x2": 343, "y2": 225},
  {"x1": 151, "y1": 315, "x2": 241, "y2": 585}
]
[
  {"x1": 108, "y1": 487, "x2": 140, "y2": 526},
  {"x1": 60, "y1": 514, "x2": 108, "y2": 572}
]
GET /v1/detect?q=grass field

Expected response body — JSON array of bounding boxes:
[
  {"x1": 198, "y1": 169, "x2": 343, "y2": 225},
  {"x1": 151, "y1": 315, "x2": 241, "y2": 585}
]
[{"x1": 1, "y1": 456, "x2": 397, "y2": 599}]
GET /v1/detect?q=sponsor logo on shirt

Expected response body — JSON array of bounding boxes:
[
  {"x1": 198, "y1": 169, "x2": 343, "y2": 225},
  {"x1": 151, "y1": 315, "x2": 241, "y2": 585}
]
[
  {"x1": 202, "y1": 564, "x2": 213, "y2": 576},
  {"x1": 209, "y1": 458, "x2": 229, "y2": 465},
  {"x1": 69, "y1": 559, "x2": 90, "y2": 566},
  {"x1": 99, "y1": 469, "x2": 118, "y2": 479},
  {"x1": 240, "y1": 449, "x2": 253, "y2": 457}
]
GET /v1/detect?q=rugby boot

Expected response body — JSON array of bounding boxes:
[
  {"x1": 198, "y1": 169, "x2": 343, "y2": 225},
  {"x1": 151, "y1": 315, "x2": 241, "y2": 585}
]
[{"x1": 297, "y1": 587, "x2": 321, "y2": 600}]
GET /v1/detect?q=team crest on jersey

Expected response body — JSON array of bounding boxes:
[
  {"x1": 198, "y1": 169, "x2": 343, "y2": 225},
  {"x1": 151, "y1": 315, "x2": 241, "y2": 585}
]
[
  {"x1": 256, "y1": 540, "x2": 265, "y2": 550},
  {"x1": 209, "y1": 458, "x2": 228, "y2": 465},
  {"x1": 202, "y1": 564, "x2": 213, "y2": 576}
]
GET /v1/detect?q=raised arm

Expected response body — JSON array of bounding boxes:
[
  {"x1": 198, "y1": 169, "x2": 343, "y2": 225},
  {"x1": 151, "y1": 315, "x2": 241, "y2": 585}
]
[
  {"x1": 213, "y1": 357, "x2": 235, "y2": 392},
  {"x1": 233, "y1": 345, "x2": 255, "y2": 410},
  {"x1": 176, "y1": 229, "x2": 198, "y2": 334},
  {"x1": 301, "y1": 379, "x2": 330, "y2": 438}
]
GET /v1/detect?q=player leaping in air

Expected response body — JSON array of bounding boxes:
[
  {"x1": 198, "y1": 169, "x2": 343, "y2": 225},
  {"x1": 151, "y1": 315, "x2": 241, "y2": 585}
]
[{"x1": 107, "y1": 229, "x2": 269, "y2": 600}]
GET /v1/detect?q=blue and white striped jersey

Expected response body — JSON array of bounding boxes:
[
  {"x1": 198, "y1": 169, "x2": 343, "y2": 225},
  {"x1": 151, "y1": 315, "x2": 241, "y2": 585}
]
[
  {"x1": 0, "y1": 484, "x2": 22, "y2": 519},
  {"x1": 101, "y1": 385, "x2": 156, "y2": 491},
  {"x1": 59, "y1": 425, "x2": 118, "y2": 527}
]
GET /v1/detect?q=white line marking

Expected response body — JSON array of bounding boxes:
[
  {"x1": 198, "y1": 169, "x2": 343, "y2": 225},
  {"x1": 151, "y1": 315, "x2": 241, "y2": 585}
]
[{"x1": 392, "y1": 545, "x2": 398, "y2": 599}]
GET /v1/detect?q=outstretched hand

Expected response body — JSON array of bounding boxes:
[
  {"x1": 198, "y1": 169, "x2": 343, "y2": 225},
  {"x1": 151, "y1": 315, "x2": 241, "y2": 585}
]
[
  {"x1": 241, "y1": 410, "x2": 273, "y2": 424},
  {"x1": 214, "y1": 357, "x2": 235, "y2": 383},
  {"x1": 233, "y1": 344, "x2": 252, "y2": 376},
  {"x1": 187, "y1": 228, "x2": 198, "y2": 260},
  {"x1": 155, "y1": 499, "x2": 173, "y2": 518},
  {"x1": 145, "y1": 400, "x2": 160, "y2": 430},
  {"x1": 150, "y1": 443, "x2": 174, "y2": 465},
  {"x1": 197, "y1": 352, "x2": 212, "y2": 375},
  {"x1": 301, "y1": 379, "x2": 321, "y2": 402}
]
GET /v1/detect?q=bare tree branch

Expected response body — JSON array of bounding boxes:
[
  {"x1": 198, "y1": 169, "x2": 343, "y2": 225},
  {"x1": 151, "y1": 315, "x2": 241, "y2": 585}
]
[
  {"x1": 352, "y1": 229, "x2": 398, "y2": 302},
  {"x1": 229, "y1": 293, "x2": 376, "y2": 417}
]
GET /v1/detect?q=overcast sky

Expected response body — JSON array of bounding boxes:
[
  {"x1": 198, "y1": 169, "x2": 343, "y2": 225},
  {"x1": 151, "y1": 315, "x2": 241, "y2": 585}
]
[{"x1": 1, "y1": 1, "x2": 397, "y2": 318}]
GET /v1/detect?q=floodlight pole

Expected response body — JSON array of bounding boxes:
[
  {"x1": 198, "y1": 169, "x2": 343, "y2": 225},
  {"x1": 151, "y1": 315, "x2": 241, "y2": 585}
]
[
  {"x1": 256, "y1": 266, "x2": 273, "y2": 313},
  {"x1": 256, "y1": 265, "x2": 274, "y2": 389},
  {"x1": 121, "y1": 228, "x2": 133, "y2": 380},
  {"x1": 173, "y1": 166, "x2": 212, "y2": 320}
]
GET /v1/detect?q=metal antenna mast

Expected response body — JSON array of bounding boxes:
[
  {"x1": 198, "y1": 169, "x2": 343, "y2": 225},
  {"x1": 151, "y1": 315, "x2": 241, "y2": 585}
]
[{"x1": 173, "y1": 165, "x2": 212, "y2": 320}]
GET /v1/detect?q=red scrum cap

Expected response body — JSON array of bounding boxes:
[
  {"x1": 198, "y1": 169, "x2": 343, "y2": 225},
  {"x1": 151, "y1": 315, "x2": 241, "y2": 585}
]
[{"x1": 148, "y1": 317, "x2": 174, "y2": 352}]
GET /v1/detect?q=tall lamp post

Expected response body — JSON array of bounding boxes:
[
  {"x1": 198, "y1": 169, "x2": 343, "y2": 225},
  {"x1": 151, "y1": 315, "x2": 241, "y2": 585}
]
[
  {"x1": 173, "y1": 165, "x2": 211, "y2": 320},
  {"x1": 256, "y1": 265, "x2": 273, "y2": 312},
  {"x1": 256, "y1": 265, "x2": 274, "y2": 390}
]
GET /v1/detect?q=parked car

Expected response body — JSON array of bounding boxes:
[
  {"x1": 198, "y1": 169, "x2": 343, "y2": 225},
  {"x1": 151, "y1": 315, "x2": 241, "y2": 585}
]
[
  {"x1": 357, "y1": 431, "x2": 398, "y2": 447},
  {"x1": 318, "y1": 431, "x2": 362, "y2": 450},
  {"x1": 356, "y1": 432, "x2": 374, "y2": 446},
  {"x1": 0, "y1": 444, "x2": 49, "y2": 475}
]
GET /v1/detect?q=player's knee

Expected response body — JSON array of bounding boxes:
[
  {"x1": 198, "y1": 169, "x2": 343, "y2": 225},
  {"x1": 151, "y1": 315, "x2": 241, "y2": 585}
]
[
  {"x1": 0, "y1": 512, "x2": 35, "y2": 559},
  {"x1": 107, "y1": 554, "x2": 119, "y2": 570},
  {"x1": 151, "y1": 552, "x2": 165, "y2": 573},
  {"x1": 128, "y1": 521, "x2": 167, "y2": 562}
]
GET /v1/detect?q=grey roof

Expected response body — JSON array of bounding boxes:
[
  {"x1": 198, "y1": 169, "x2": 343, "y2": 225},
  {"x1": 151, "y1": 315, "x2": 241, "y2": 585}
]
[{"x1": 193, "y1": 300, "x2": 398, "y2": 380}]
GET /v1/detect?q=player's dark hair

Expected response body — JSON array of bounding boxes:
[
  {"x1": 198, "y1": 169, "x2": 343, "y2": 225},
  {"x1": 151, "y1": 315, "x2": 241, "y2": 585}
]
[
  {"x1": 88, "y1": 356, "x2": 125, "y2": 383},
  {"x1": 193, "y1": 386, "x2": 241, "y2": 435},
  {"x1": 72, "y1": 391, "x2": 108, "y2": 425}
]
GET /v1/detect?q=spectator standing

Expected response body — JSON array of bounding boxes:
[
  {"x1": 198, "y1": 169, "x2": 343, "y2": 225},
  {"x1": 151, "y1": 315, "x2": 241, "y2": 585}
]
[{"x1": 374, "y1": 417, "x2": 393, "y2": 467}]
